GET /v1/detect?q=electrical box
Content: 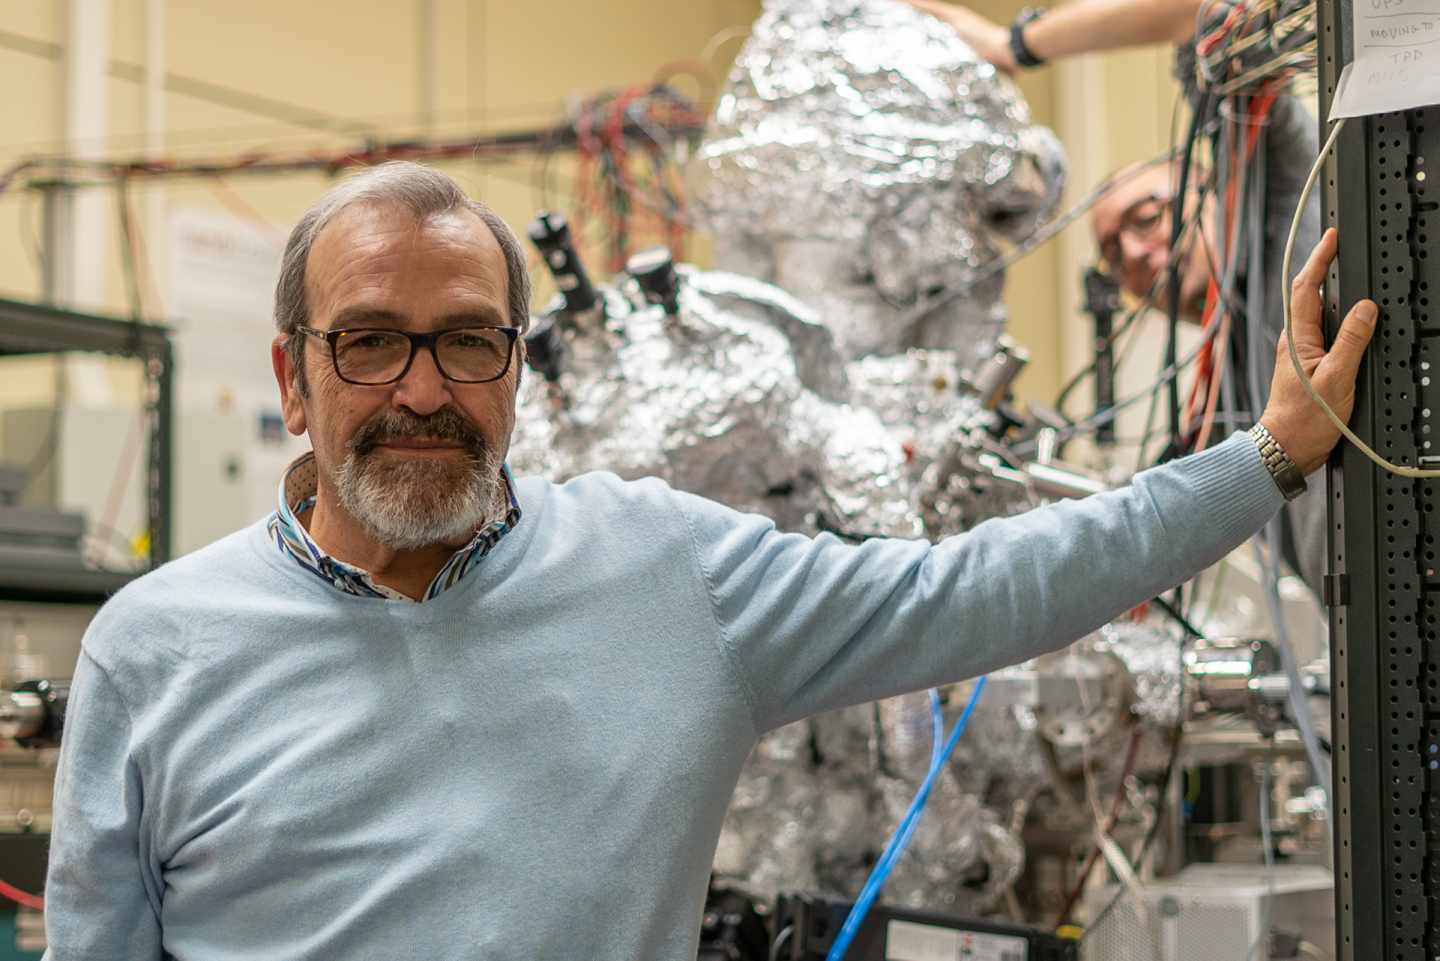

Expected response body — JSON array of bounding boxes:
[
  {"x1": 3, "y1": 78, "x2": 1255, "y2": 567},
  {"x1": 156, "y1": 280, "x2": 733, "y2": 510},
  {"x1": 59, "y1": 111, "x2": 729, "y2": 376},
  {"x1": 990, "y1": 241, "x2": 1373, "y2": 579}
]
[{"x1": 1082, "y1": 863, "x2": 1334, "y2": 961}]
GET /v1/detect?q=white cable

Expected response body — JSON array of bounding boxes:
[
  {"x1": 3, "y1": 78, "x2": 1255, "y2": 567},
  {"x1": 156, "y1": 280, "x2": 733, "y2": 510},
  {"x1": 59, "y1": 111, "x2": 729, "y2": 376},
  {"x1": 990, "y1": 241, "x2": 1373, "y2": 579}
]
[
  {"x1": 1282, "y1": 116, "x2": 1440, "y2": 477},
  {"x1": 1243, "y1": 752, "x2": 1277, "y2": 961}
]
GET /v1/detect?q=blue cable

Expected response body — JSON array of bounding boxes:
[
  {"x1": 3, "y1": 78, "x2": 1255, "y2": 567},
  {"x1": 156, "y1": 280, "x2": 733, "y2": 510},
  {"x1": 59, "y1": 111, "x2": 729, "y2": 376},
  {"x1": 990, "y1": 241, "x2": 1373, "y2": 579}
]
[{"x1": 824, "y1": 677, "x2": 989, "y2": 961}]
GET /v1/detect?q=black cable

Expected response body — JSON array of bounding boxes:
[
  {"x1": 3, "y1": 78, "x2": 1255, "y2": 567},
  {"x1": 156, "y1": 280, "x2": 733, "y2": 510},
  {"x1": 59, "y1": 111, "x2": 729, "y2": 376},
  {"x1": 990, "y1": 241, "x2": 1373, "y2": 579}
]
[
  {"x1": 1163, "y1": 91, "x2": 1214, "y2": 459},
  {"x1": 1013, "y1": 316, "x2": 1224, "y2": 455},
  {"x1": 1053, "y1": 286, "x2": 1149, "y2": 416},
  {"x1": 769, "y1": 925, "x2": 794, "y2": 961},
  {"x1": 1134, "y1": 348, "x2": 1170, "y2": 470},
  {"x1": 1150, "y1": 595, "x2": 1206, "y2": 639},
  {"x1": 1051, "y1": 184, "x2": 1216, "y2": 423}
]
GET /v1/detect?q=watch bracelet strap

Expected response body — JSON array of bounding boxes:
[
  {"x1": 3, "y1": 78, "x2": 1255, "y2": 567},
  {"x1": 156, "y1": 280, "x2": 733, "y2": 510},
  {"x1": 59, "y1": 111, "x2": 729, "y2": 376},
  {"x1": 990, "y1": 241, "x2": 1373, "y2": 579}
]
[
  {"x1": 1249, "y1": 422, "x2": 1307, "y2": 501},
  {"x1": 1010, "y1": 16, "x2": 1045, "y2": 68}
]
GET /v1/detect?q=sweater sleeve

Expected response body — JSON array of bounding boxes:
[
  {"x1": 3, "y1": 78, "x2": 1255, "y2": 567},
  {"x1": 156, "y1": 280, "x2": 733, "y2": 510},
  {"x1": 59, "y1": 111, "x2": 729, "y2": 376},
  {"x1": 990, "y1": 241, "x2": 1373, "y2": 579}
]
[
  {"x1": 676, "y1": 431, "x2": 1283, "y2": 734},
  {"x1": 43, "y1": 650, "x2": 164, "y2": 961}
]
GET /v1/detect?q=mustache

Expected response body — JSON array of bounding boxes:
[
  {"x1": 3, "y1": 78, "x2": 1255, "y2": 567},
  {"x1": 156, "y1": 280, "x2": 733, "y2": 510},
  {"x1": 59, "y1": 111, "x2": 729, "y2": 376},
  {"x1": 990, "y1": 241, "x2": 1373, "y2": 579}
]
[{"x1": 349, "y1": 407, "x2": 489, "y2": 460}]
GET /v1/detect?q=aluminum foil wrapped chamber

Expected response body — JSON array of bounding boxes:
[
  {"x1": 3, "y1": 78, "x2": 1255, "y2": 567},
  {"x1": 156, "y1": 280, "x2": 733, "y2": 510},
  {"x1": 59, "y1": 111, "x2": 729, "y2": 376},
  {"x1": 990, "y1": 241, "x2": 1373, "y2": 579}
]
[
  {"x1": 508, "y1": 267, "x2": 917, "y2": 539},
  {"x1": 688, "y1": 0, "x2": 1067, "y2": 367}
]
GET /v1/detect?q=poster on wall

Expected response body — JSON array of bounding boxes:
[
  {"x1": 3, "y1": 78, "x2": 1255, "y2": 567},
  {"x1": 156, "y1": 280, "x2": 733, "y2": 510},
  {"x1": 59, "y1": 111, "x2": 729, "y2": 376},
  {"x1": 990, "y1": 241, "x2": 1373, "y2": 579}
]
[
  {"x1": 168, "y1": 207, "x2": 309, "y2": 528},
  {"x1": 168, "y1": 207, "x2": 285, "y2": 410}
]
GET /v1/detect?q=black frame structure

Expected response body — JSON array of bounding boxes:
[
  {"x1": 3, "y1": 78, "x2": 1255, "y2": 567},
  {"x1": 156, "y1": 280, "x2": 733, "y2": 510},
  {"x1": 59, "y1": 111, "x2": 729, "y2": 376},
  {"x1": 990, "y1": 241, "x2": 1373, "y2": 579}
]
[
  {"x1": 1320, "y1": 1, "x2": 1440, "y2": 957},
  {"x1": 0, "y1": 297, "x2": 172, "y2": 603}
]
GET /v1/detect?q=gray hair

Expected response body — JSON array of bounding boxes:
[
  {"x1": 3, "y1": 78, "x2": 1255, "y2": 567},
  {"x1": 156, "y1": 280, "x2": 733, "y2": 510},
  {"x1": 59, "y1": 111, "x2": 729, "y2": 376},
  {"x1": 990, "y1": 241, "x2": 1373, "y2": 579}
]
[{"x1": 275, "y1": 161, "x2": 532, "y2": 374}]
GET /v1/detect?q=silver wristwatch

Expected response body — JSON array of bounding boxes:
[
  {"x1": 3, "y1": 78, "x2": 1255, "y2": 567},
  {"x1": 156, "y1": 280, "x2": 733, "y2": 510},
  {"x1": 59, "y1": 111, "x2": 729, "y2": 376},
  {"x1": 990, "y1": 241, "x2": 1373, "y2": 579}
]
[{"x1": 1249, "y1": 422, "x2": 1307, "y2": 501}]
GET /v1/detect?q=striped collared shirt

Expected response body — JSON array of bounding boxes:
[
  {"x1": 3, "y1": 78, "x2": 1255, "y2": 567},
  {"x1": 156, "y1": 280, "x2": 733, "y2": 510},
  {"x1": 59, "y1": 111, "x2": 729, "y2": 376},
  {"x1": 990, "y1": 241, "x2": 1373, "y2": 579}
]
[{"x1": 266, "y1": 452, "x2": 522, "y2": 602}]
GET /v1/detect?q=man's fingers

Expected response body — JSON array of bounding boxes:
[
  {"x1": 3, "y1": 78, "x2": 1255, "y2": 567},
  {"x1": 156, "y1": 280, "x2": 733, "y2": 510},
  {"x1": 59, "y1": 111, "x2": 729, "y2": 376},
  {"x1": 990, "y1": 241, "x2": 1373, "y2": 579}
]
[
  {"x1": 1316, "y1": 299, "x2": 1379, "y2": 387},
  {"x1": 1289, "y1": 228, "x2": 1338, "y2": 333},
  {"x1": 1293, "y1": 227, "x2": 1338, "y2": 289}
]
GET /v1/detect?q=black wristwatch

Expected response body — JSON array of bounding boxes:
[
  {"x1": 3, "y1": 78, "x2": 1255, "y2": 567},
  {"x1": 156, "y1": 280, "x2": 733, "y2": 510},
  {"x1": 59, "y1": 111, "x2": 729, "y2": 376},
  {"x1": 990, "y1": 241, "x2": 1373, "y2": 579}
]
[{"x1": 1010, "y1": 7, "x2": 1047, "y2": 69}]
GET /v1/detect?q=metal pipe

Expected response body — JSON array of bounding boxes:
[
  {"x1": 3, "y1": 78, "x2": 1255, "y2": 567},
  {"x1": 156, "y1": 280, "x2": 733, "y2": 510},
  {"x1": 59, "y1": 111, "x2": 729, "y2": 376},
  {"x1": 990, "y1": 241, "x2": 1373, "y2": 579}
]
[
  {"x1": 62, "y1": 0, "x2": 112, "y2": 312},
  {"x1": 144, "y1": 0, "x2": 165, "y2": 307}
]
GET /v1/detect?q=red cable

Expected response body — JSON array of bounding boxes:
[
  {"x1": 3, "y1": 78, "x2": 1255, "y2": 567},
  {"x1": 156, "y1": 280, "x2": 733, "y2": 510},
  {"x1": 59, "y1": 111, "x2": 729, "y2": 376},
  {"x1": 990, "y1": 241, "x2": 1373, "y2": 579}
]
[
  {"x1": 1182, "y1": 278, "x2": 1223, "y2": 434},
  {"x1": 0, "y1": 879, "x2": 43, "y2": 911},
  {"x1": 1187, "y1": 90, "x2": 1278, "y2": 451},
  {"x1": 1197, "y1": 1, "x2": 1247, "y2": 56},
  {"x1": 1052, "y1": 726, "x2": 1146, "y2": 929},
  {"x1": 603, "y1": 86, "x2": 647, "y2": 268}
]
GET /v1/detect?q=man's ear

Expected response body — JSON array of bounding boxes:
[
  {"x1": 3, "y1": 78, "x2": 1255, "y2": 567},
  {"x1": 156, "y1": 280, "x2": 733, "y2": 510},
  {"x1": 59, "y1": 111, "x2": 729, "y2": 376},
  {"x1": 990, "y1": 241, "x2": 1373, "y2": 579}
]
[
  {"x1": 271, "y1": 336, "x2": 308, "y2": 437},
  {"x1": 515, "y1": 338, "x2": 526, "y2": 394}
]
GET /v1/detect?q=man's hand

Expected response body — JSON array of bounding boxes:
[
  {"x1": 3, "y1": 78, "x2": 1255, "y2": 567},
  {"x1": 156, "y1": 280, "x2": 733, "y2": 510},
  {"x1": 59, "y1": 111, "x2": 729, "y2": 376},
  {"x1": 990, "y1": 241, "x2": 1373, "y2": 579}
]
[
  {"x1": 1260, "y1": 228, "x2": 1378, "y2": 476},
  {"x1": 902, "y1": 0, "x2": 1017, "y2": 71}
]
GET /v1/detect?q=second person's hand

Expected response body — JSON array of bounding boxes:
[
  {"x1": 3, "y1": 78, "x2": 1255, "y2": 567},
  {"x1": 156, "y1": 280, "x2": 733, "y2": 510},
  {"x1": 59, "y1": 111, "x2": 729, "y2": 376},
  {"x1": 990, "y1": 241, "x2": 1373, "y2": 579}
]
[{"x1": 901, "y1": 0, "x2": 1017, "y2": 71}]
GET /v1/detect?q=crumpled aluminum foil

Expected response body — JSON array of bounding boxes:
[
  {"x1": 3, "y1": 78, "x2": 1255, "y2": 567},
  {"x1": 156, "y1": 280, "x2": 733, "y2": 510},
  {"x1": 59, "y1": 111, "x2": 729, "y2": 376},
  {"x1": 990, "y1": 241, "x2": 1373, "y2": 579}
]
[
  {"x1": 995, "y1": 619, "x2": 1185, "y2": 759},
  {"x1": 942, "y1": 615, "x2": 1189, "y2": 846},
  {"x1": 509, "y1": 270, "x2": 917, "y2": 538},
  {"x1": 844, "y1": 351, "x2": 1035, "y2": 536},
  {"x1": 682, "y1": 268, "x2": 850, "y2": 402},
  {"x1": 687, "y1": 0, "x2": 1067, "y2": 366},
  {"x1": 1097, "y1": 619, "x2": 1186, "y2": 731}
]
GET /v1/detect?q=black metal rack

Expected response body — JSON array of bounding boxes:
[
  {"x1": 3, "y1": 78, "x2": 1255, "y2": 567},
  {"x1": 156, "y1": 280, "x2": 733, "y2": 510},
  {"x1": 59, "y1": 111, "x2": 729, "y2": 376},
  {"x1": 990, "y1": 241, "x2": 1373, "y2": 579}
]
[
  {"x1": 0, "y1": 296, "x2": 173, "y2": 604},
  {"x1": 1319, "y1": 0, "x2": 1440, "y2": 956}
]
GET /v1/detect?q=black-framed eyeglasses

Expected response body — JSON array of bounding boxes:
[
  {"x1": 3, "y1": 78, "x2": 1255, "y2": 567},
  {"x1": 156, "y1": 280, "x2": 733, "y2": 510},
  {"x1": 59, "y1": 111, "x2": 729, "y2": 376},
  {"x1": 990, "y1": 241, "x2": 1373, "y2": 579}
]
[
  {"x1": 295, "y1": 325, "x2": 521, "y2": 386},
  {"x1": 1098, "y1": 193, "x2": 1173, "y2": 271}
]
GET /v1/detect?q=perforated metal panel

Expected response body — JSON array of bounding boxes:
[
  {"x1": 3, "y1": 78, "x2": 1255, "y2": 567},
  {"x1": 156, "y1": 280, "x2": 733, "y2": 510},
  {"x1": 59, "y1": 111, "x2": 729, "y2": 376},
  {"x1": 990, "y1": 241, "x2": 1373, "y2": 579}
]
[{"x1": 1319, "y1": 1, "x2": 1440, "y2": 957}]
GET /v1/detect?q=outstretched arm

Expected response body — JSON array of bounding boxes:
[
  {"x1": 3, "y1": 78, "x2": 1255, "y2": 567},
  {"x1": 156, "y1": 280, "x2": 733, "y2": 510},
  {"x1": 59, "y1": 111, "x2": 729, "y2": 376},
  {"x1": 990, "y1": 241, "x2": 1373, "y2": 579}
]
[
  {"x1": 680, "y1": 230, "x2": 1374, "y2": 734},
  {"x1": 904, "y1": 0, "x2": 1208, "y2": 71}
]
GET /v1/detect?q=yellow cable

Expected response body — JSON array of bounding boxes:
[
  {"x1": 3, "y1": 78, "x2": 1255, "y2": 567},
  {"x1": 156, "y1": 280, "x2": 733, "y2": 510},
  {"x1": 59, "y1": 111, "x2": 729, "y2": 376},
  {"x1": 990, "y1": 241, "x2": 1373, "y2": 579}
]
[{"x1": 1282, "y1": 116, "x2": 1440, "y2": 478}]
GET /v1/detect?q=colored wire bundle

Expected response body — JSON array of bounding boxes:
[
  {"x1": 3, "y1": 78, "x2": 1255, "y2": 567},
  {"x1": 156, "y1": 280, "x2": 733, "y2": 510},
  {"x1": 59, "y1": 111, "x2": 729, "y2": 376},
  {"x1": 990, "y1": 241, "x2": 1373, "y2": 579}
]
[
  {"x1": 563, "y1": 83, "x2": 705, "y2": 272},
  {"x1": 1194, "y1": 0, "x2": 1317, "y2": 97}
]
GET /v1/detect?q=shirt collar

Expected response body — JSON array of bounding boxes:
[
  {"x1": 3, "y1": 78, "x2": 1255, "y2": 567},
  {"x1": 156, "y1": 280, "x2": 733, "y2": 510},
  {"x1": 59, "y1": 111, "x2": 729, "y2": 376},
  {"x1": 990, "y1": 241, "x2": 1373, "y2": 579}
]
[{"x1": 267, "y1": 451, "x2": 522, "y2": 602}]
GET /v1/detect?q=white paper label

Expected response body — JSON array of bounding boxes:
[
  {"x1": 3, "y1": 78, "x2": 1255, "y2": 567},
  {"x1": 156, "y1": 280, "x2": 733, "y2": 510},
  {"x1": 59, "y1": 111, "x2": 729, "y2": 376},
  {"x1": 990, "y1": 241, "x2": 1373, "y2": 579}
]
[
  {"x1": 884, "y1": 919, "x2": 1028, "y2": 961},
  {"x1": 1330, "y1": 0, "x2": 1440, "y2": 119}
]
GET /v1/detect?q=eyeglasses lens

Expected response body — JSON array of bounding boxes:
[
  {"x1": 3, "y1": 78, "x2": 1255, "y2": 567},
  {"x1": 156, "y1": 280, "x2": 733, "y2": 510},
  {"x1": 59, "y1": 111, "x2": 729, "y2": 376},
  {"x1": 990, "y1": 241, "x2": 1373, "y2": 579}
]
[{"x1": 333, "y1": 329, "x2": 511, "y2": 384}]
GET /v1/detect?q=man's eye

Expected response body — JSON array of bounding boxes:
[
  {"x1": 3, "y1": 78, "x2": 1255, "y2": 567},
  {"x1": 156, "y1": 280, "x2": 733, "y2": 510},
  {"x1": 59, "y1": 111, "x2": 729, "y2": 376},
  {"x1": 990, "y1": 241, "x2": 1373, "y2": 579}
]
[
  {"x1": 1132, "y1": 210, "x2": 1163, "y2": 231},
  {"x1": 450, "y1": 333, "x2": 501, "y2": 352},
  {"x1": 352, "y1": 334, "x2": 397, "y2": 350}
]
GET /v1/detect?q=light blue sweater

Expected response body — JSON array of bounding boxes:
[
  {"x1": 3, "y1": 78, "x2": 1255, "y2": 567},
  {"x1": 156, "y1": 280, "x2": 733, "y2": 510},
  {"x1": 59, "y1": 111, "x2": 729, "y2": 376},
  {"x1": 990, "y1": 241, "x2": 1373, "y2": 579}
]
[{"x1": 45, "y1": 433, "x2": 1281, "y2": 960}]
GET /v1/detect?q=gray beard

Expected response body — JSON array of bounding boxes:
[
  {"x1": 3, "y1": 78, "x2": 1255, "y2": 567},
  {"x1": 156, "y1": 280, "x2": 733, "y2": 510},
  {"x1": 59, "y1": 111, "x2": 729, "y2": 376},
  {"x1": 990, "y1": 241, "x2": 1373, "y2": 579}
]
[{"x1": 332, "y1": 445, "x2": 504, "y2": 551}]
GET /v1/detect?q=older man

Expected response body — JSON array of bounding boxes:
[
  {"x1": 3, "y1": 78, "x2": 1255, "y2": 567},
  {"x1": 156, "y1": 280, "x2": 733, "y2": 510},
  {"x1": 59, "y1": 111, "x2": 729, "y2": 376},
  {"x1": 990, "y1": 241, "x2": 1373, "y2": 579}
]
[{"x1": 44, "y1": 162, "x2": 1371, "y2": 960}]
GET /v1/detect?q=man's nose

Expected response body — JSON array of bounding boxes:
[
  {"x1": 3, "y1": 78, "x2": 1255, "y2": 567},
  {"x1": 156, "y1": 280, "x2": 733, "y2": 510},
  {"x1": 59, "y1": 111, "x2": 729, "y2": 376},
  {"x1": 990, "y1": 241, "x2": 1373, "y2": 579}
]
[
  {"x1": 1119, "y1": 233, "x2": 1163, "y2": 292},
  {"x1": 391, "y1": 346, "x2": 453, "y2": 416}
]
